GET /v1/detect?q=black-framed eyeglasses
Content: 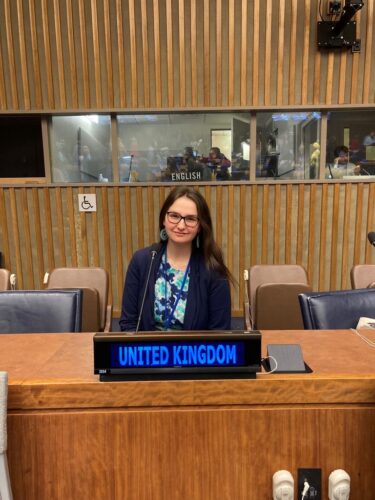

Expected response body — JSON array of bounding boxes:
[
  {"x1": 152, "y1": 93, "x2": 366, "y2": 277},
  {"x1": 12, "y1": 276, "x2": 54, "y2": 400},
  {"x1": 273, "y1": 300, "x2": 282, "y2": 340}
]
[{"x1": 166, "y1": 211, "x2": 199, "y2": 228}]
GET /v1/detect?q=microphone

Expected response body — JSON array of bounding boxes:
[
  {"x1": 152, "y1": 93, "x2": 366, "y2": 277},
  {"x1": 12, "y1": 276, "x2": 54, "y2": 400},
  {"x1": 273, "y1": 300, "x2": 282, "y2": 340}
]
[
  {"x1": 368, "y1": 232, "x2": 375, "y2": 247},
  {"x1": 135, "y1": 250, "x2": 157, "y2": 333}
]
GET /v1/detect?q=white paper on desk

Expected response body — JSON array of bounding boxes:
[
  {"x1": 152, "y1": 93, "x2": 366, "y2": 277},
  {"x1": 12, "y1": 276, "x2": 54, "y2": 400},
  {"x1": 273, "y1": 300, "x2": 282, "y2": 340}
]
[{"x1": 356, "y1": 317, "x2": 375, "y2": 329}]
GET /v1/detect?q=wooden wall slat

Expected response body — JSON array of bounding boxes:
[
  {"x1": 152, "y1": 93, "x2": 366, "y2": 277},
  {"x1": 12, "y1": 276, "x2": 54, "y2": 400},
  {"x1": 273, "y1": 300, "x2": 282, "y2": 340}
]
[
  {"x1": 55, "y1": 187, "x2": 66, "y2": 267},
  {"x1": 215, "y1": 0, "x2": 222, "y2": 106},
  {"x1": 78, "y1": 0, "x2": 90, "y2": 108},
  {"x1": 0, "y1": 33, "x2": 6, "y2": 109},
  {"x1": 65, "y1": 0, "x2": 78, "y2": 108},
  {"x1": 264, "y1": 0, "x2": 272, "y2": 106},
  {"x1": 103, "y1": 0, "x2": 114, "y2": 108},
  {"x1": 165, "y1": 0, "x2": 173, "y2": 107},
  {"x1": 40, "y1": 0, "x2": 55, "y2": 108},
  {"x1": 21, "y1": 189, "x2": 34, "y2": 288},
  {"x1": 52, "y1": 0, "x2": 67, "y2": 109},
  {"x1": 301, "y1": 0, "x2": 311, "y2": 104},
  {"x1": 116, "y1": 0, "x2": 127, "y2": 107},
  {"x1": 276, "y1": 0, "x2": 285, "y2": 105},
  {"x1": 1, "y1": 183, "x2": 374, "y2": 316},
  {"x1": 31, "y1": 188, "x2": 44, "y2": 282},
  {"x1": 178, "y1": 0, "x2": 185, "y2": 107},
  {"x1": 288, "y1": 0, "x2": 298, "y2": 104},
  {"x1": 363, "y1": 0, "x2": 374, "y2": 103},
  {"x1": 240, "y1": 0, "x2": 247, "y2": 106},
  {"x1": 252, "y1": 0, "x2": 260, "y2": 106},
  {"x1": 66, "y1": 187, "x2": 78, "y2": 267},
  {"x1": 16, "y1": 0, "x2": 30, "y2": 110},
  {"x1": 0, "y1": 189, "x2": 11, "y2": 270},
  {"x1": 9, "y1": 189, "x2": 22, "y2": 288},
  {"x1": 203, "y1": 0, "x2": 210, "y2": 106},
  {"x1": 228, "y1": 0, "x2": 235, "y2": 105},
  {"x1": 90, "y1": 0, "x2": 103, "y2": 108},
  {"x1": 3, "y1": 0, "x2": 19, "y2": 108}
]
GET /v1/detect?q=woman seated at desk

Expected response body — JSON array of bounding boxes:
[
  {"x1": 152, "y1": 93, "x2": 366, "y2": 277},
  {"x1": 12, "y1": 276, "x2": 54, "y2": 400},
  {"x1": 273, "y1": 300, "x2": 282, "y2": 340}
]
[{"x1": 325, "y1": 145, "x2": 360, "y2": 179}]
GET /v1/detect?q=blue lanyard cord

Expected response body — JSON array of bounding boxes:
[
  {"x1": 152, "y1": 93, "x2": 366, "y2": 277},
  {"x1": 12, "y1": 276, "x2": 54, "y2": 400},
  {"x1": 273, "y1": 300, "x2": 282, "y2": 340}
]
[{"x1": 163, "y1": 253, "x2": 190, "y2": 330}]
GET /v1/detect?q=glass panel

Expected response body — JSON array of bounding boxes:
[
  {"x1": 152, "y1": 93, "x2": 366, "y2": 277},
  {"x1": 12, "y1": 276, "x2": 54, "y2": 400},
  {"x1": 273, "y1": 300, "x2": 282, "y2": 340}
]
[
  {"x1": 0, "y1": 117, "x2": 45, "y2": 178},
  {"x1": 117, "y1": 112, "x2": 251, "y2": 182},
  {"x1": 326, "y1": 110, "x2": 375, "y2": 179},
  {"x1": 50, "y1": 115, "x2": 112, "y2": 182},
  {"x1": 256, "y1": 111, "x2": 321, "y2": 180}
]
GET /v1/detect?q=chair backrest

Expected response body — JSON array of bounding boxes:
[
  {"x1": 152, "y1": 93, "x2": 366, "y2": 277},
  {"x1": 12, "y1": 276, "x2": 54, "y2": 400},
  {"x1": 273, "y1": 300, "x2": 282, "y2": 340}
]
[
  {"x1": 0, "y1": 270, "x2": 10, "y2": 291},
  {"x1": 350, "y1": 265, "x2": 375, "y2": 289},
  {"x1": 255, "y1": 283, "x2": 312, "y2": 329},
  {"x1": 46, "y1": 267, "x2": 110, "y2": 331},
  {"x1": 248, "y1": 265, "x2": 309, "y2": 329},
  {"x1": 0, "y1": 290, "x2": 82, "y2": 333},
  {"x1": 0, "y1": 371, "x2": 7, "y2": 454},
  {"x1": 298, "y1": 288, "x2": 375, "y2": 329}
]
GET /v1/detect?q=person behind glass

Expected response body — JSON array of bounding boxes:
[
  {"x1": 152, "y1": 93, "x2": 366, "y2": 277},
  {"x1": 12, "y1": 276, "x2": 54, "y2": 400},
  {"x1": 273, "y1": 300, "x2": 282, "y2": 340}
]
[
  {"x1": 331, "y1": 145, "x2": 358, "y2": 177},
  {"x1": 119, "y1": 186, "x2": 232, "y2": 332},
  {"x1": 207, "y1": 147, "x2": 231, "y2": 180}
]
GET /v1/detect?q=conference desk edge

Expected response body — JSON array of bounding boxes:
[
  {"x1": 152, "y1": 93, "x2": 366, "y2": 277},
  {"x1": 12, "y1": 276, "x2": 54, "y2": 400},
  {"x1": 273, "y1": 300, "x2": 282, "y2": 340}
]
[{"x1": 2, "y1": 329, "x2": 374, "y2": 411}]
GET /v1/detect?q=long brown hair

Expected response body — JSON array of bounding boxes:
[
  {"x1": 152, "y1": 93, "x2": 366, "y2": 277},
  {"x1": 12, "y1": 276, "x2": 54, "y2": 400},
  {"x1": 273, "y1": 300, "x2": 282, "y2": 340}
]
[{"x1": 159, "y1": 187, "x2": 233, "y2": 283}]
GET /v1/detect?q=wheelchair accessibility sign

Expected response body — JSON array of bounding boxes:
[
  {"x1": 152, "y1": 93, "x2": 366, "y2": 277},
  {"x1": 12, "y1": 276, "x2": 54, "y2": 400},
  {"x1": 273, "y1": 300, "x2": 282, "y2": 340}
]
[{"x1": 78, "y1": 194, "x2": 97, "y2": 212}]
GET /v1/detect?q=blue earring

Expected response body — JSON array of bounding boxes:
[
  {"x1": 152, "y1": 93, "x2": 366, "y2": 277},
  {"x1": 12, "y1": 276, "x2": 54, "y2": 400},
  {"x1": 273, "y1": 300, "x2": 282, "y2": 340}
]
[
  {"x1": 160, "y1": 228, "x2": 168, "y2": 241},
  {"x1": 196, "y1": 234, "x2": 200, "y2": 248}
]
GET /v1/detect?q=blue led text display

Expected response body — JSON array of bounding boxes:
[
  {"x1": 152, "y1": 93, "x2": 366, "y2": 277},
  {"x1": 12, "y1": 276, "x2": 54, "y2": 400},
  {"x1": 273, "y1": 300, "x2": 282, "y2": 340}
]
[{"x1": 110, "y1": 341, "x2": 246, "y2": 368}]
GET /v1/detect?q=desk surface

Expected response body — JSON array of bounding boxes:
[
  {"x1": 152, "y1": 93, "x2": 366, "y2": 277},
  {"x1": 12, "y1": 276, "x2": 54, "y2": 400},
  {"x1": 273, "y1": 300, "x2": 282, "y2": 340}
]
[{"x1": 1, "y1": 329, "x2": 374, "y2": 410}]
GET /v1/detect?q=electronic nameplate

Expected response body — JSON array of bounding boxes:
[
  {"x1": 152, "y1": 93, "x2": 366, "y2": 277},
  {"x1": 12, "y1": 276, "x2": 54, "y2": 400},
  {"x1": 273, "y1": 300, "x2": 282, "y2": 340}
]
[{"x1": 94, "y1": 331, "x2": 261, "y2": 381}]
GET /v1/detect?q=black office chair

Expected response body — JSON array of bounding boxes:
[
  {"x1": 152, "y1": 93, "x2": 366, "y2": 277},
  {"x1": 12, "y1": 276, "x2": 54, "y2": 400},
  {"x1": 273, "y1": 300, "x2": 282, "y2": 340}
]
[
  {"x1": 0, "y1": 290, "x2": 82, "y2": 333},
  {"x1": 298, "y1": 288, "x2": 375, "y2": 329}
]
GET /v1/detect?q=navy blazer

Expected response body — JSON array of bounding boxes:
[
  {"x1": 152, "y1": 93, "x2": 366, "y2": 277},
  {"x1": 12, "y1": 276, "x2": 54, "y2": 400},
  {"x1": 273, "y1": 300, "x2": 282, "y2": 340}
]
[{"x1": 119, "y1": 243, "x2": 231, "y2": 331}]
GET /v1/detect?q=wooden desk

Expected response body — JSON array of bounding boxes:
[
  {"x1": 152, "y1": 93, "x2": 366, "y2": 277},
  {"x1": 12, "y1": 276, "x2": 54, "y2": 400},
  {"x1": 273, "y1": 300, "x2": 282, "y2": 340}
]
[{"x1": 1, "y1": 330, "x2": 375, "y2": 500}]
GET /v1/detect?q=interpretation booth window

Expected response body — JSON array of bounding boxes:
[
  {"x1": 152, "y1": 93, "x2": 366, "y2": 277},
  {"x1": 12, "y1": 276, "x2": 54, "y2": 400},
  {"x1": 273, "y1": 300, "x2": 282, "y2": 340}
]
[
  {"x1": 0, "y1": 116, "x2": 45, "y2": 179},
  {"x1": 256, "y1": 111, "x2": 322, "y2": 181},
  {"x1": 49, "y1": 115, "x2": 112, "y2": 183},
  {"x1": 326, "y1": 109, "x2": 375, "y2": 179},
  {"x1": 116, "y1": 112, "x2": 251, "y2": 183}
]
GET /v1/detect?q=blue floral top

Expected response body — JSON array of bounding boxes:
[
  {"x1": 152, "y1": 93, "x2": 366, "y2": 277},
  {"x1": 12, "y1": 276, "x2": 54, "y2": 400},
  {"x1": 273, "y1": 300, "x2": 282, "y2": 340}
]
[{"x1": 154, "y1": 254, "x2": 190, "y2": 330}]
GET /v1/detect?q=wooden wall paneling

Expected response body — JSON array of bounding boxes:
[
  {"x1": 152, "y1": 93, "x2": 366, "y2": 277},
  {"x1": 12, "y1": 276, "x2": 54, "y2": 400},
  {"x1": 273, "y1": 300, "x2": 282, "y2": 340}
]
[
  {"x1": 28, "y1": 0, "x2": 43, "y2": 108},
  {"x1": 54, "y1": 187, "x2": 67, "y2": 268},
  {"x1": 0, "y1": 29, "x2": 6, "y2": 110},
  {"x1": 135, "y1": 187, "x2": 145, "y2": 249},
  {"x1": 0, "y1": 189, "x2": 10, "y2": 270},
  {"x1": 113, "y1": 186, "x2": 124, "y2": 306},
  {"x1": 284, "y1": 184, "x2": 292, "y2": 263},
  {"x1": 202, "y1": 0, "x2": 209, "y2": 106},
  {"x1": 91, "y1": 187, "x2": 100, "y2": 266},
  {"x1": 288, "y1": 0, "x2": 297, "y2": 105},
  {"x1": 101, "y1": 187, "x2": 113, "y2": 304},
  {"x1": 89, "y1": 0, "x2": 102, "y2": 108},
  {"x1": 8, "y1": 189, "x2": 23, "y2": 288},
  {"x1": 365, "y1": 182, "x2": 375, "y2": 262},
  {"x1": 301, "y1": 0, "x2": 310, "y2": 104},
  {"x1": 31, "y1": 189, "x2": 44, "y2": 284},
  {"x1": 261, "y1": 184, "x2": 269, "y2": 264},
  {"x1": 307, "y1": 184, "x2": 316, "y2": 287},
  {"x1": 124, "y1": 186, "x2": 133, "y2": 270},
  {"x1": 116, "y1": 0, "x2": 127, "y2": 107},
  {"x1": 276, "y1": 0, "x2": 285, "y2": 105},
  {"x1": 353, "y1": 183, "x2": 364, "y2": 264},
  {"x1": 177, "y1": 0, "x2": 185, "y2": 107},
  {"x1": 296, "y1": 184, "x2": 304, "y2": 265},
  {"x1": 39, "y1": 0, "x2": 55, "y2": 108},
  {"x1": 215, "y1": 185, "x2": 222, "y2": 249},
  {"x1": 238, "y1": 185, "x2": 245, "y2": 310},
  {"x1": 65, "y1": 0, "x2": 78, "y2": 108},
  {"x1": 329, "y1": 183, "x2": 340, "y2": 290},
  {"x1": 338, "y1": 51, "x2": 348, "y2": 105},
  {"x1": 250, "y1": 184, "x2": 257, "y2": 265},
  {"x1": 252, "y1": 0, "x2": 260, "y2": 106},
  {"x1": 273, "y1": 184, "x2": 280, "y2": 263},
  {"x1": 350, "y1": 12, "x2": 361, "y2": 103},
  {"x1": 228, "y1": 0, "x2": 235, "y2": 105},
  {"x1": 240, "y1": 0, "x2": 247, "y2": 106},
  {"x1": 215, "y1": 0, "x2": 222, "y2": 106},
  {"x1": 77, "y1": 0, "x2": 90, "y2": 108},
  {"x1": 52, "y1": 0, "x2": 67, "y2": 109},
  {"x1": 340, "y1": 184, "x2": 352, "y2": 288},
  {"x1": 147, "y1": 186, "x2": 156, "y2": 243},
  {"x1": 227, "y1": 185, "x2": 234, "y2": 306},
  {"x1": 78, "y1": 187, "x2": 89, "y2": 266},
  {"x1": 313, "y1": 2, "x2": 322, "y2": 104},
  {"x1": 20, "y1": 189, "x2": 34, "y2": 288},
  {"x1": 3, "y1": 0, "x2": 19, "y2": 109},
  {"x1": 165, "y1": 0, "x2": 173, "y2": 107},
  {"x1": 264, "y1": 0, "x2": 272, "y2": 106},
  {"x1": 16, "y1": 0, "x2": 30, "y2": 110},
  {"x1": 318, "y1": 184, "x2": 328, "y2": 290},
  {"x1": 66, "y1": 187, "x2": 78, "y2": 267},
  {"x1": 103, "y1": 0, "x2": 114, "y2": 108}
]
